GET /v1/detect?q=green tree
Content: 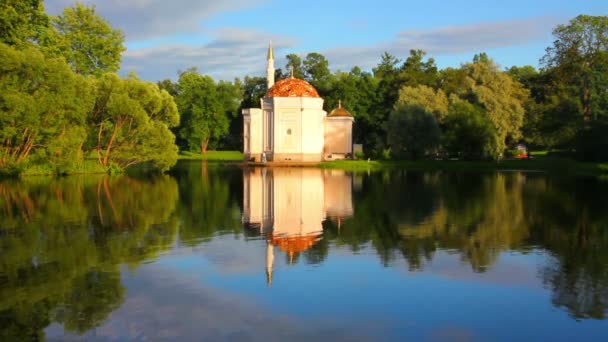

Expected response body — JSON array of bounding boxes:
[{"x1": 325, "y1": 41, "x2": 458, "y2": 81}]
[
  {"x1": 399, "y1": 49, "x2": 438, "y2": 88},
  {"x1": 542, "y1": 15, "x2": 608, "y2": 122},
  {"x1": 387, "y1": 105, "x2": 440, "y2": 159},
  {"x1": 0, "y1": 0, "x2": 49, "y2": 45},
  {"x1": 395, "y1": 85, "x2": 448, "y2": 122},
  {"x1": 324, "y1": 67, "x2": 379, "y2": 148},
  {"x1": 88, "y1": 73, "x2": 179, "y2": 171},
  {"x1": 303, "y1": 52, "x2": 332, "y2": 94},
  {"x1": 176, "y1": 69, "x2": 229, "y2": 153},
  {"x1": 285, "y1": 53, "x2": 305, "y2": 79},
  {"x1": 53, "y1": 3, "x2": 125, "y2": 76},
  {"x1": 457, "y1": 55, "x2": 529, "y2": 157},
  {"x1": 0, "y1": 43, "x2": 95, "y2": 174},
  {"x1": 443, "y1": 101, "x2": 495, "y2": 159}
]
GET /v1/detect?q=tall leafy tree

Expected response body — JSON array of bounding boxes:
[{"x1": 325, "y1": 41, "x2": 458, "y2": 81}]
[
  {"x1": 387, "y1": 105, "x2": 441, "y2": 159},
  {"x1": 457, "y1": 54, "x2": 529, "y2": 157},
  {"x1": 88, "y1": 73, "x2": 179, "y2": 171},
  {"x1": 176, "y1": 69, "x2": 229, "y2": 154},
  {"x1": 53, "y1": 3, "x2": 125, "y2": 76},
  {"x1": 542, "y1": 15, "x2": 608, "y2": 122},
  {"x1": 303, "y1": 52, "x2": 332, "y2": 93},
  {"x1": 285, "y1": 53, "x2": 305, "y2": 79},
  {"x1": 399, "y1": 49, "x2": 438, "y2": 88},
  {"x1": 0, "y1": 43, "x2": 95, "y2": 173}
]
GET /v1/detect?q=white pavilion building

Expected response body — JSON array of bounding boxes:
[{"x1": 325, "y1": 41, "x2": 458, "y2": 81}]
[{"x1": 242, "y1": 42, "x2": 354, "y2": 162}]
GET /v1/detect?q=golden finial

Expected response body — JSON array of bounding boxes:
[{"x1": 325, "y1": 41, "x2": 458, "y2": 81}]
[
  {"x1": 339, "y1": 99, "x2": 342, "y2": 109},
  {"x1": 267, "y1": 40, "x2": 274, "y2": 60}
]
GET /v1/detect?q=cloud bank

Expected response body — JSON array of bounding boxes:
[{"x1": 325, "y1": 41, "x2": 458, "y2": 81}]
[{"x1": 45, "y1": 1, "x2": 559, "y2": 80}]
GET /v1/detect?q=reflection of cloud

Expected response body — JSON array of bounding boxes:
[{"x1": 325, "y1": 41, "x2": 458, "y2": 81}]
[
  {"x1": 122, "y1": 28, "x2": 296, "y2": 80},
  {"x1": 399, "y1": 250, "x2": 542, "y2": 288},
  {"x1": 46, "y1": 263, "x2": 370, "y2": 341},
  {"x1": 45, "y1": 0, "x2": 265, "y2": 40}
]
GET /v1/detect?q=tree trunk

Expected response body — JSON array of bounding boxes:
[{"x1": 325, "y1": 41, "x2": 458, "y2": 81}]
[{"x1": 201, "y1": 138, "x2": 209, "y2": 154}]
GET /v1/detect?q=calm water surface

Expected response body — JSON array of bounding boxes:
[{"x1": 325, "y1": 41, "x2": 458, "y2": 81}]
[{"x1": 1, "y1": 161, "x2": 608, "y2": 341}]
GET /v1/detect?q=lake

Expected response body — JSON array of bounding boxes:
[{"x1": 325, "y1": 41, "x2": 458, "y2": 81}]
[{"x1": 1, "y1": 161, "x2": 607, "y2": 341}]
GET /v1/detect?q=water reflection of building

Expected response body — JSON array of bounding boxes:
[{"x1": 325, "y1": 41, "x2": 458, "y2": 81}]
[{"x1": 242, "y1": 168, "x2": 353, "y2": 285}]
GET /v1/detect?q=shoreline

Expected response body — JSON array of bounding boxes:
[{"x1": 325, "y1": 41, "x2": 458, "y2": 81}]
[{"x1": 3, "y1": 153, "x2": 607, "y2": 178}]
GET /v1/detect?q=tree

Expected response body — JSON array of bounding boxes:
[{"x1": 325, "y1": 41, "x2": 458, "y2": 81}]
[
  {"x1": 285, "y1": 53, "x2": 304, "y2": 79},
  {"x1": 387, "y1": 105, "x2": 440, "y2": 159},
  {"x1": 176, "y1": 69, "x2": 229, "y2": 154},
  {"x1": 399, "y1": 49, "x2": 438, "y2": 88},
  {"x1": 395, "y1": 85, "x2": 448, "y2": 122},
  {"x1": 88, "y1": 73, "x2": 179, "y2": 171},
  {"x1": 457, "y1": 55, "x2": 529, "y2": 157},
  {"x1": 0, "y1": 0, "x2": 49, "y2": 46},
  {"x1": 542, "y1": 15, "x2": 608, "y2": 122},
  {"x1": 0, "y1": 43, "x2": 95, "y2": 174},
  {"x1": 53, "y1": 3, "x2": 125, "y2": 76},
  {"x1": 157, "y1": 79, "x2": 179, "y2": 97},
  {"x1": 303, "y1": 52, "x2": 331, "y2": 90},
  {"x1": 324, "y1": 67, "x2": 379, "y2": 148},
  {"x1": 443, "y1": 101, "x2": 496, "y2": 159}
]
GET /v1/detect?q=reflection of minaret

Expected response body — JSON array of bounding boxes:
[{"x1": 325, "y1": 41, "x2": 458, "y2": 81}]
[{"x1": 266, "y1": 241, "x2": 274, "y2": 286}]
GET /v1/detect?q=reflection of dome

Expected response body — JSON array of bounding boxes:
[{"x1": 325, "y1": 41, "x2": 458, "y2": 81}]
[
  {"x1": 266, "y1": 77, "x2": 320, "y2": 98},
  {"x1": 328, "y1": 100, "x2": 352, "y2": 117},
  {"x1": 270, "y1": 234, "x2": 321, "y2": 253}
]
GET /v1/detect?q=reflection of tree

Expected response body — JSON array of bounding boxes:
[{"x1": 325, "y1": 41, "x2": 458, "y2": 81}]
[
  {"x1": 57, "y1": 269, "x2": 125, "y2": 333},
  {"x1": 172, "y1": 162, "x2": 243, "y2": 245},
  {"x1": 525, "y1": 178, "x2": 608, "y2": 319},
  {"x1": 0, "y1": 174, "x2": 179, "y2": 339},
  {"x1": 334, "y1": 172, "x2": 531, "y2": 271}
]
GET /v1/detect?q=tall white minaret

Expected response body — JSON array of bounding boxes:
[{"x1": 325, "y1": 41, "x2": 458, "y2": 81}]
[{"x1": 266, "y1": 41, "x2": 275, "y2": 90}]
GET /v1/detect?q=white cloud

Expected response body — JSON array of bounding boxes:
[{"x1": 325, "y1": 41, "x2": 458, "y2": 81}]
[
  {"x1": 122, "y1": 27, "x2": 296, "y2": 80},
  {"x1": 45, "y1": 0, "x2": 265, "y2": 40},
  {"x1": 325, "y1": 17, "x2": 560, "y2": 71}
]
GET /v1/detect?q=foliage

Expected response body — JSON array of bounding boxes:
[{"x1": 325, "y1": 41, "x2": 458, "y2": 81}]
[
  {"x1": 0, "y1": 43, "x2": 95, "y2": 173},
  {"x1": 176, "y1": 69, "x2": 230, "y2": 154},
  {"x1": 0, "y1": 0, "x2": 49, "y2": 46},
  {"x1": 87, "y1": 73, "x2": 179, "y2": 171},
  {"x1": 542, "y1": 15, "x2": 608, "y2": 122},
  {"x1": 387, "y1": 105, "x2": 440, "y2": 159},
  {"x1": 455, "y1": 54, "x2": 529, "y2": 157},
  {"x1": 285, "y1": 53, "x2": 305, "y2": 79},
  {"x1": 53, "y1": 3, "x2": 125, "y2": 76},
  {"x1": 396, "y1": 85, "x2": 448, "y2": 122},
  {"x1": 443, "y1": 101, "x2": 496, "y2": 159}
]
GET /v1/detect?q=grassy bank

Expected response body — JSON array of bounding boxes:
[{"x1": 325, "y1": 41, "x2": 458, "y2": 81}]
[
  {"x1": 179, "y1": 151, "x2": 243, "y2": 161},
  {"x1": 319, "y1": 158, "x2": 608, "y2": 176}
]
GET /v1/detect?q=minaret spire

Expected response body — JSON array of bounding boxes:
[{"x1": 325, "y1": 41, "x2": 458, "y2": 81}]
[{"x1": 266, "y1": 40, "x2": 275, "y2": 90}]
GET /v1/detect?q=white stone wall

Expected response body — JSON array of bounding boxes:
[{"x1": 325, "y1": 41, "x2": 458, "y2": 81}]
[
  {"x1": 242, "y1": 108, "x2": 263, "y2": 160},
  {"x1": 324, "y1": 117, "x2": 354, "y2": 158}
]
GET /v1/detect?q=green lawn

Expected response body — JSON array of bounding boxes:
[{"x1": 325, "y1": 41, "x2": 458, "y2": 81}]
[{"x1": 179, "y1": 150, "x2": 243, "y2": 161}]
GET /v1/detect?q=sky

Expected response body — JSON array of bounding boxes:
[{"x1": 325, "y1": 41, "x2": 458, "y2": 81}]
[{"x1": 45, "y1": 0, "x2": 607, "y2": 81}]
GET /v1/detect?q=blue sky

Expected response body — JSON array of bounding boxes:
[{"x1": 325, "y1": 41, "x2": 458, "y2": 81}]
[{"x1": 45, "y1": 0, "x2": 607, "y2": 81}]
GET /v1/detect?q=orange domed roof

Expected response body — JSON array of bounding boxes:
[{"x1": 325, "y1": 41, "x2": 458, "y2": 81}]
[
  {"x1": 328, "y1": 100, "x2": 352, "y2": 117},
  {"x1": 266, "y1": 77, "x2": 320, "y2": 98}
]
